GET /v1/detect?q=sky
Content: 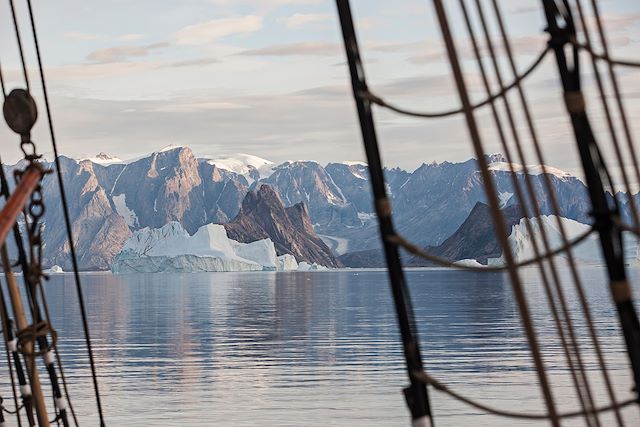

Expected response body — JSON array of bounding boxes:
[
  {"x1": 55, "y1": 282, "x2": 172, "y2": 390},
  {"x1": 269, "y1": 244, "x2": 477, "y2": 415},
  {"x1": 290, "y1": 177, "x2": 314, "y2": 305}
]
[{"x1": 0, "y1": 0, "x2": 639, "y2": 176}]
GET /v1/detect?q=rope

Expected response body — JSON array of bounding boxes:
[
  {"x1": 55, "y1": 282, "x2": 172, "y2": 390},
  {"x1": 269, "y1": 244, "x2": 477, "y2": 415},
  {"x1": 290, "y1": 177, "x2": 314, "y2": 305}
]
[
  {"x1": 586, "y1": 0, "x2": 640, "y2": 228},
  {"x1": 570, "y1": 38, "x2": 640, "y2": 68},
  {"x1": 0, "y1": 57, "x2": 6, "y2": 99},
  {"x1": 542, "y1": 2, "x2": 631, "y2": 423},
  {"x1": 360, "y1": 45, "x2": 550, "y2": 119},
  {"x1": 2, "y1": 403, "x2": 24, "y2": 415},
  {"x1": 390, "y1": 226, "x2": 595, "y2": 271},
  {"x1": 25, "y1": 2, "x2": 105, "y2": 425},
  {"x1": 461, "y1": 2, "x2": 599, "y2": 419},
  {"x1": 412, "y1": 370, "x2": 637, "y2": 420},
  {"x1": 612, "y1": 217, "x2": 640, "y2": 236},
  {"x1": 432, "y1": 0, "x2": 561, "y2": 423},
  {"x1": 573, "y1": 0, "x2": 640, "y2": 232},
  {"x1": 8, "y1": 0, "x2": 30, "y2": 92},
  {"x1": 0, "y1": 286, "x2": 23, "y2": 427},
  {"x1": 490, "y1": 1, "x2": 615, "y2": 423}
]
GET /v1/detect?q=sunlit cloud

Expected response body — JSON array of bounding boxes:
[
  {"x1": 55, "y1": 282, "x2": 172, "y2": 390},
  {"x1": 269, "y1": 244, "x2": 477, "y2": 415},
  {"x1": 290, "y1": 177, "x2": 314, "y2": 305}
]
[
  {"x1": 284, "y1": 13, "x2": 332, "y2": 29},
  {"x1": 86, "y1": 43, "x2": 169, "y2": 63},
  {"x1": 173, "y1": 16, "x2": 264, "y2": 45}
]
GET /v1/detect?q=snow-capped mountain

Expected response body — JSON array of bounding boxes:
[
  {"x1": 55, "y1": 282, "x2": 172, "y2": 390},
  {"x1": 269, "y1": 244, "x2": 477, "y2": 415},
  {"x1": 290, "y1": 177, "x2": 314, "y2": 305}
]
[
  {"x1": 204, "y1": 153, "x2": 274, "y2": 184},
  {"x1": 5, "y1": 147, "x2": 615, "y2": 270},
  {"x1": 79, "y1": 152, "x2": 124, "y2": 165}
]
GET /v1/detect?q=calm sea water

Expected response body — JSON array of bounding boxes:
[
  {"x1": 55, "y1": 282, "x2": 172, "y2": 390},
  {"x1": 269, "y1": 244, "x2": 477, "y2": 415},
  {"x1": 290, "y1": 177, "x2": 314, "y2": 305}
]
[{"x1": 2, "y1": 267, "x2": 639, "y2": 426}]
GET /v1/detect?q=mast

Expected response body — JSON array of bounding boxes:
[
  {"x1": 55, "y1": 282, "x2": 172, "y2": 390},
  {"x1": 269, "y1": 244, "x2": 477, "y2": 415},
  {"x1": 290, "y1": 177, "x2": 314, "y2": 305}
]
[{"x1": 335, "y1": 1, "x2": 433, "y2": 425}]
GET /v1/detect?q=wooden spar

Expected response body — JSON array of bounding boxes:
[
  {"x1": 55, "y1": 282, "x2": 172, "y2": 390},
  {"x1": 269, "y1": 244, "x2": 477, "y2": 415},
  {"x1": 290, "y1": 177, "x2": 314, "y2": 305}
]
[
  {"x1": 0, "y1": 165, "x2": 42, "y2": 248},
  {"x1": 1, "y1": 247, "x2": 49, "y2": 427},
  {"x1": 0, "y1": 162, "x2": 48, "y2": 425}
]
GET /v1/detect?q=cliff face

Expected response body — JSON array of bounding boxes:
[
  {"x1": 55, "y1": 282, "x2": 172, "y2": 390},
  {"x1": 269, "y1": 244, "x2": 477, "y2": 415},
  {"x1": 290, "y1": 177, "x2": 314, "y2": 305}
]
[
  {"x1": 224, "y1": 185, "x2": 341, "y2": 267},
  {"x1": 40, "y1": 157, "x2": 132, "y2": 270}
]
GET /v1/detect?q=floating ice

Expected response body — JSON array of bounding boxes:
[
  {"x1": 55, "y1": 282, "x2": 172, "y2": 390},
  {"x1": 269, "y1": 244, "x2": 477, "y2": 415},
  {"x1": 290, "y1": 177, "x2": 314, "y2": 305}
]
[{"x1": 112, "y1": 222, "x2": 301, "y2": 273}]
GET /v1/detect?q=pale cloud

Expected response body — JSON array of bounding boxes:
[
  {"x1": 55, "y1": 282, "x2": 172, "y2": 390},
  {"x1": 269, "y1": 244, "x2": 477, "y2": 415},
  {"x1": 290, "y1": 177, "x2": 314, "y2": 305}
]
[
  {"x1": 357, "y1": 17, "x2": 376, "y2": 31},
  {"x1": 284, "y1": 13, "x2": 331, "y2": 29},
  {"x1": 64, "y1": 31, "x2": 101, "y2": 41},
  {"x1": 152, "y1": 101, "x2": 251, "y2": 113},
  {"x1": 64, "y1": 32, "x2": 145, "y2": 42},
  {"x1": 45, "y1": 61, "x2": 160, "y2": 80},
  {"x1": 119, "y1": 33, "x2": 145, "y2": 41},
  {"x1": 173, "y1": 16, "x2": 263, "y2": 45},
  {"x1": 239, "y1": 41, "x2": 340, "y2": 56},
  {"x1": 164, "y1": 57, "x2": 220, "y2": 68},
  {"x1": 86, "y1": 42, "x2": 169, "y2": 63},
  {"x1": 209, "y1": 0, "x2": 321, "y2": 5}
]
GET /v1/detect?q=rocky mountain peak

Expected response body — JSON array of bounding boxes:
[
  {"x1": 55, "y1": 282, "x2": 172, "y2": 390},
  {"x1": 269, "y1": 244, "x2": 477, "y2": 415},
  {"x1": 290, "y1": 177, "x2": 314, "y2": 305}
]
[
  {"x1": 485, "y1": 153, "x2": 507, "y2": 164},
  {"x1": 240, "y1": 183, "x2": 285, "y2": 214},
  {"x1": 225, "y1": 185, "x2": 341, "y2": 267}
]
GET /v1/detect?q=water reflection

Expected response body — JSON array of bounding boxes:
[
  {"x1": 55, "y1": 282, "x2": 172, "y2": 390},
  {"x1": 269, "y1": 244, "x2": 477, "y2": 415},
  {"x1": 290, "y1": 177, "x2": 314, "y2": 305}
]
[{"x1": 0, "y1": 268, "x2": 637, "y2": 426}]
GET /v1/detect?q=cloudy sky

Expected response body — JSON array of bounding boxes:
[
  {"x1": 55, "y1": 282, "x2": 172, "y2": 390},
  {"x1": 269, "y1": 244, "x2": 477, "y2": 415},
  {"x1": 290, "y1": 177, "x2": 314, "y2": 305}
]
[{"x1": 0, "y1": 0, "x2": 639, "y2": 175}]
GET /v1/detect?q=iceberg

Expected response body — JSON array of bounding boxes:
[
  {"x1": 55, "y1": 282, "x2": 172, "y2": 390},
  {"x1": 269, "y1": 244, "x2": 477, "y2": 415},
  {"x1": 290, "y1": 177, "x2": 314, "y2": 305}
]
[
  {"x1": 44, "y1": 265, "x2": 64, "y2": 274},
  {"x1": 112, "y1": 222, "x2": 300, "y2": 273},
  {"x1": 298, "y1": 262, "x2": 329, "y2": 271},
  {"x1": 488, "y1": 215, "x2": 603, "y2": 266}
]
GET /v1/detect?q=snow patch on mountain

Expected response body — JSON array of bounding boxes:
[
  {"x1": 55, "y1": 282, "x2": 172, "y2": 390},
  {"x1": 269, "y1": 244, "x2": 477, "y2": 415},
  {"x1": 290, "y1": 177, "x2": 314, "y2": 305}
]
[
  {"x1": 489, "y1": 162, "x2": 572, "y2": 179},
  {"x1": 158, "y1": 144, "x2": 185, "y2": 153},
  {"x1": 498, "y1": 191, "x2": 513, "y2": 208},
  {"x1": 112, "y1": 222, "x2": 301, "y2": 273},
  {"x1": 205, "y1": 153, "x2": 274, "y2": 182},
  {"x1": 80, "y1": 153, "x2": 124, "y2": 165},
  {"x1": 112, "y1": 194, "x2": 139, "y2": 228}
]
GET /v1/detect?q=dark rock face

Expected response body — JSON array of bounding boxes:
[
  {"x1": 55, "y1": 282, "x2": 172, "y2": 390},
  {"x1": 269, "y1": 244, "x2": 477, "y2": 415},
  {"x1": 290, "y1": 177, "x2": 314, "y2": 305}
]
[
  {"x1": 199, "y1": 161, "x2": 249, "y2": 223},
  {"x1": 261, "y1": 161, "x2": 361, "y2": 233},
  {"x1": 414, "y1": 202, "x2": 526, "y2": 265},
  {"x1": 338, "y1": 249, "x2": 386, "y2": 268},
  {"x1": 224, "y1": 185, "x2": 341, "y2": 267}
]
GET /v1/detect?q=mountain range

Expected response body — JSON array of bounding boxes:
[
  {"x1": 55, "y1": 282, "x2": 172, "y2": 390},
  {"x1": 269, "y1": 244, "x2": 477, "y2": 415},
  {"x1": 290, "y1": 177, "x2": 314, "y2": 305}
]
[{"x1": 4, "y1": 145, "x2": 611, "y2": 270}]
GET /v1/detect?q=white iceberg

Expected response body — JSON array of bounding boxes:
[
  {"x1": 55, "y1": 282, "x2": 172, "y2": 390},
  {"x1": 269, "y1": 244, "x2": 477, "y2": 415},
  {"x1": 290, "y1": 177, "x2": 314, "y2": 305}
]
[
  {"x1": 297, "y1": 262, "x2": 329, "y2": 271},
  {"x1": 44, "y1": 265, "x2": 64, "y2": 274},
  {"x1": 112, "y1": 222, "x2": 300, "y2": 273},
  {"x1": 488, "y1": 215, "x2": 603, "y2": 267}
]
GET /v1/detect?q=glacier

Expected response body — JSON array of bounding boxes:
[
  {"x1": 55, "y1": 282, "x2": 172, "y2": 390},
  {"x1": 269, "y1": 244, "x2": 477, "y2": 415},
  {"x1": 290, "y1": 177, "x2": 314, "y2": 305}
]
[{"x1": 112, "y1": 222, "x2": 303, "y2": 273}]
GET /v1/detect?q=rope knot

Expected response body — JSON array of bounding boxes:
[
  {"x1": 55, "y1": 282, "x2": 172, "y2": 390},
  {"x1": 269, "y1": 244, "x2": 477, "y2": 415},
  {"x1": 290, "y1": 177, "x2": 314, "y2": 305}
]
[{"x1": 16, "y1": 320, "x2": 57, "y2": 357}]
